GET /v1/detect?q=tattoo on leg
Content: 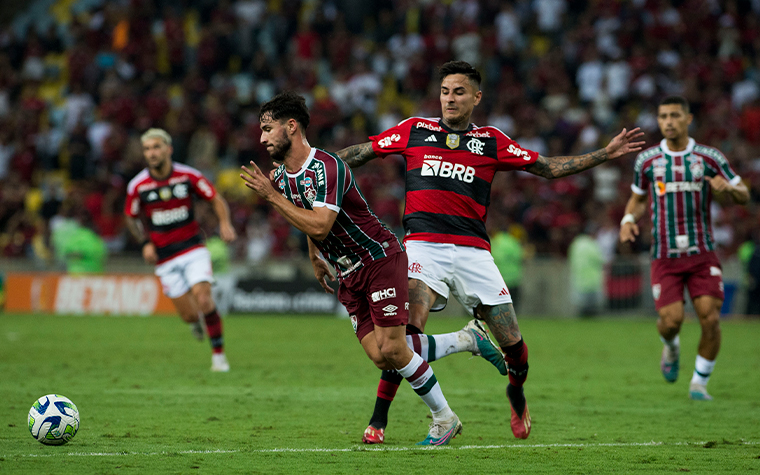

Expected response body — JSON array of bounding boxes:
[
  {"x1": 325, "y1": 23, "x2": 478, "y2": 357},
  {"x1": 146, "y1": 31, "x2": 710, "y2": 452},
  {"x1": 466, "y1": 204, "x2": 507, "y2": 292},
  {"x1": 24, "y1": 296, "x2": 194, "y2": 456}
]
[
  {"x1": 480, "y1": 303, "x2": 522, "y2": 347},
  {"x1": 408, "y1": 279, "x2": 434, "y2": 309}
]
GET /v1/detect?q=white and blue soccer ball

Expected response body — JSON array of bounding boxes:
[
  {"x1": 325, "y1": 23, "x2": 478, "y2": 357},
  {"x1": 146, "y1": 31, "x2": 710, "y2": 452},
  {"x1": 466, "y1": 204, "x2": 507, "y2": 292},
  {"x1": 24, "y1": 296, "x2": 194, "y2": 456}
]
[{"x1": 28, "y1": 394, "x2": 80, "y2": 445}]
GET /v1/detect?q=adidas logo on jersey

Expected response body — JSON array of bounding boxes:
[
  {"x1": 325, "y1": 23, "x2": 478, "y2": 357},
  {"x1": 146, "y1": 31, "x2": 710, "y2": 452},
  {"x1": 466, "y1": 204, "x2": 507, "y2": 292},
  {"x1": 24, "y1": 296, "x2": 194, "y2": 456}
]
[
  {"x1": 425, "y1": 135, "x2": 437, "y2": 142},
  {"x1": 499, "y1": 288, "x2": 510, "y2": 296}
]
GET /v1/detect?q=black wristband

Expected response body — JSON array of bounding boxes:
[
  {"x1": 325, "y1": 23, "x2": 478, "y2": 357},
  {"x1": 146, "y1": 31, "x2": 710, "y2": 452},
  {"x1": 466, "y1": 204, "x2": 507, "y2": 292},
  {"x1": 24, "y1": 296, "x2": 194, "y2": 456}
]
[{"x1": 141, "y1": 240, "x2": 151, "y2": 247}]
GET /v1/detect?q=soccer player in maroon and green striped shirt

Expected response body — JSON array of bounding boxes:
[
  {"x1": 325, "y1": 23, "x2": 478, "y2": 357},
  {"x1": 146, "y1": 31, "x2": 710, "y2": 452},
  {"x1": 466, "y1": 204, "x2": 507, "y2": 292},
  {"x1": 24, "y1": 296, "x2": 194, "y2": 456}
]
[
  {"x1": 240, "y1": 91, "x2": 471, "y2": 445},
  {"x1": 620, "y1": 96, "x2": 750, "y2": 401}
]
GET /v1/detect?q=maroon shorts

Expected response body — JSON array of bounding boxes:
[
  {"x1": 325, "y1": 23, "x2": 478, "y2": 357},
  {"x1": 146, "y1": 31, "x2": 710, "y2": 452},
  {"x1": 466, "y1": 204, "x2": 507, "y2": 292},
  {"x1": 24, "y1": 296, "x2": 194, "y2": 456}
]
[
  {"x1": 337, "y1": 251, "x2": 409, "y2": 342},
  {"x1": 650, "y1": 252, "x2": 724, "y2": 310}
]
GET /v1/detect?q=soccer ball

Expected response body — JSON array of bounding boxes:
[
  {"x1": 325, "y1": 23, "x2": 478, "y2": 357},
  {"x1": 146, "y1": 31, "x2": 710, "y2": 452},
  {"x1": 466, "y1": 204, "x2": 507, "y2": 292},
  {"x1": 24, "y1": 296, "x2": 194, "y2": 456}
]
[{"x1": 28, "y1": 394, "x2": 80, "y2": 445}]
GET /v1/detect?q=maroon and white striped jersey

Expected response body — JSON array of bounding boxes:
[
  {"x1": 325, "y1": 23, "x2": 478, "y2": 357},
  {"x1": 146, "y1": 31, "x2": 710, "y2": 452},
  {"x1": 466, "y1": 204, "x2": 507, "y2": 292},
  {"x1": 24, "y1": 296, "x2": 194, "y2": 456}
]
[
  {"x1": 632, "y1": 138, "x2": 741, "y2": 259},
  {"x1": 125, "y1": 163, "x2": 216, "y2": 264},
  {"x1": 370, "y1": 117, "x2": 538, "y2": 251}
]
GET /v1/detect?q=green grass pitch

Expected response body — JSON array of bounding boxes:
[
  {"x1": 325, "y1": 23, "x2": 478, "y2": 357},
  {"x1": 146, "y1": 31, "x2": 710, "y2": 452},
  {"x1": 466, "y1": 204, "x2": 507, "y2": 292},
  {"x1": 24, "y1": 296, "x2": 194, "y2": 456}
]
[{"x1": 1, "y1": 313, "x2": 759, "y2": 474}]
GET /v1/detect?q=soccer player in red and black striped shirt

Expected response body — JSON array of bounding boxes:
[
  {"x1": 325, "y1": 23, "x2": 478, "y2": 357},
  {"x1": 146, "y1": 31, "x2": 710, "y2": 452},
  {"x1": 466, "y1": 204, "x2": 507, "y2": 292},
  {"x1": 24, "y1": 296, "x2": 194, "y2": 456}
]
[
  {"x1": 619, "y1": 96, "x2": 749, "y2": 400},
  {"x1": 125, "y1": 128, "x2": 237, "y2": 372},
  {"x1": 337, "y1": 61, "x2": 644, "y2": 441}
]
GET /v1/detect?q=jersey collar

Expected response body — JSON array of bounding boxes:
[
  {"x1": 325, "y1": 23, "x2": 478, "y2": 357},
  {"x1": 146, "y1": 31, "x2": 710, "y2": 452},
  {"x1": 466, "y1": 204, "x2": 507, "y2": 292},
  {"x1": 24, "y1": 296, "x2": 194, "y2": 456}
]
[
  {"x1": 660, "y1": 137, "x2": 695, "y2": 156},
  {"x1": 285, "y1": 147, "x2": 317, "y2": 178},
  {"x1": 148, "y1": 164, "x2": 173, "y2": 182},
  {"x1": 438, "y1": 119, "x2": 474, "y2": 134}
]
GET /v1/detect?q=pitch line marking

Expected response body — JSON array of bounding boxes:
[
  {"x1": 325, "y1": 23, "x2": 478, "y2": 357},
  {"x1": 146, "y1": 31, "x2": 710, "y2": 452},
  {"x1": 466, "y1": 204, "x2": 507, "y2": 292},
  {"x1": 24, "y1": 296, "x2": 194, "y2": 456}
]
[{"x1": 5, "y1": 440, "x2": 759, "y2": 458}]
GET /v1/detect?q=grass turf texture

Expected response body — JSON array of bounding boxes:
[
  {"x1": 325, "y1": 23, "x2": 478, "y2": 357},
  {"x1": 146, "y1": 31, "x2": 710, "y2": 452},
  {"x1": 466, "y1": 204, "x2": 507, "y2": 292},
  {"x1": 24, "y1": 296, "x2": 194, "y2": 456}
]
[{"x1": 0, "y1": 314, "x2": 758, "y2": 474}]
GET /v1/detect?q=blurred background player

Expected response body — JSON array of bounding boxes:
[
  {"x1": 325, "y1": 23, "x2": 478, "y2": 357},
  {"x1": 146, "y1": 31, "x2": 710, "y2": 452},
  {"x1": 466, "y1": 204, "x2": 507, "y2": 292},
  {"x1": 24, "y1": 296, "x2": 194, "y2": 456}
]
[
  {"x1": 125, "y1": 128, "x2": 237, "y2": 372},
  {"x1": 338, "y1": 60, "x2": 644, "y2": 442},
  {"x1": 619, "y1": 96, "x2": 750, "y2": 400},
  {"x1": 240, "y1": 91, "x2": 487, "y2": 446}
]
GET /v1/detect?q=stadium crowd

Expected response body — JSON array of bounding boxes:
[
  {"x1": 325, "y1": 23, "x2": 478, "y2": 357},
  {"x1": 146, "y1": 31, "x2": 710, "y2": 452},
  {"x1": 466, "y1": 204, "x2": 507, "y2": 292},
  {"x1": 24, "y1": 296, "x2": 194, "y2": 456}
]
[{"x1": 0, "y1": 0, "x2": 759, "y2": 267}]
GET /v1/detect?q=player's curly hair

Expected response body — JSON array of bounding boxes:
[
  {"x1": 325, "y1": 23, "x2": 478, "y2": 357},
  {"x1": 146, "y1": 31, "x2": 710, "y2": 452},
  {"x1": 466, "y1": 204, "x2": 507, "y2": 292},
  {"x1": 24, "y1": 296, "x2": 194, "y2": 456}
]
[
  {"x1": 438, "y1": 61, "x2": 481, "y2": 89},
  {"x1": 259, "y1": 91, "x2": 310, "y2": 131}
]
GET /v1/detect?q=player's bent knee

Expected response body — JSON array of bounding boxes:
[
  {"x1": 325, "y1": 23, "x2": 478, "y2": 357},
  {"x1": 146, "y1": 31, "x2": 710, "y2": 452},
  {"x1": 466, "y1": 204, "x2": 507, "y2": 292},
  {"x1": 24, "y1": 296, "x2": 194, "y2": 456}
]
[
  {"x1": 378, "y1": 340, "x2": 408, "y2": 367},
  {"x1": 191, "y1": 286, "x2": 214, "y2": 313},
  {"x1": 364, "y1": 346, "x2": 393, "y2": 370}
]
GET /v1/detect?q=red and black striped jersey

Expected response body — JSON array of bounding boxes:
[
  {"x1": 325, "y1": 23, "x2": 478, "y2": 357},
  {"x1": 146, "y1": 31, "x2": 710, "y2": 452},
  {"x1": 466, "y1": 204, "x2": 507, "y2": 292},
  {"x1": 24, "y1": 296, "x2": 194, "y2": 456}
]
[
  {"x1": 124, "y1": 163, "x2": 216, "y2": 264},
  {"x1": 370, "y1": 117, "x2": 539, "y2": 251},
  {"x1": 272, "y1": 148, "x2": 402, "y2": 279}
]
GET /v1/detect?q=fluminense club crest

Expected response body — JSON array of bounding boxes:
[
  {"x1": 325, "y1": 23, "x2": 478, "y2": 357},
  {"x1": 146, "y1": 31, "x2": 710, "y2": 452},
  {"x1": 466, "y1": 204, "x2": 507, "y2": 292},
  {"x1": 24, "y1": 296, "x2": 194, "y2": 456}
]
[{"x1": 689, "y1": 156, "x2": 704, "y2": 179}]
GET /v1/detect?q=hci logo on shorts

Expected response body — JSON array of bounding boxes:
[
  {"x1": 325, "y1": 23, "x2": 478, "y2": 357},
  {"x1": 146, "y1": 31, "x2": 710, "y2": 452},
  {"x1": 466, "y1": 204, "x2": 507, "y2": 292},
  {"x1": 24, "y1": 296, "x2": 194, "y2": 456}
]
[{"x1": 371, "y1": 287, "x2": 396, "y2": 302}]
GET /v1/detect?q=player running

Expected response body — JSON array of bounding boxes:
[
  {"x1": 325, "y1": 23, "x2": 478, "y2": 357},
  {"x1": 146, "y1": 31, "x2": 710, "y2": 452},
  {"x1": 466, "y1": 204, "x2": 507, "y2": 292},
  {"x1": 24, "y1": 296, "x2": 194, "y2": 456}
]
[
  {"x1": 619, "y1": 96, "x2": 749, "y2": 400},
  {"x1": 240, "y1": 91, "x2": 509, "y2": 445},
  {"x1": 337, "y1": 60, "x2": 644, "y2": 442},
  {"x1": 125, "y1": 128, "x2": 237, "y2": 372}
]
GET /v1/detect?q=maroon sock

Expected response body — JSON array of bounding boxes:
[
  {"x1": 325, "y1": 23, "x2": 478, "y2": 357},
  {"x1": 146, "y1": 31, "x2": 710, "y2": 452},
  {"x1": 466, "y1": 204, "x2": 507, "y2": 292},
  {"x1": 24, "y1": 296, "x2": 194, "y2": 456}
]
[
  {"x1": 204, "y1": 309, "x2": 224, "y2": 354},
  {"x1": 502, "y1": 339, "x2": 529, "y2": 387}
]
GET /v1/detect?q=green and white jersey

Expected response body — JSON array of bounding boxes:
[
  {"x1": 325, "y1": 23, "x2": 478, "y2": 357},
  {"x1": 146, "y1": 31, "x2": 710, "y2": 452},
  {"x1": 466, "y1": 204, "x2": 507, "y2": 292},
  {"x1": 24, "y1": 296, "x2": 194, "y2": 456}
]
[{"x1": 631, "y1": 138, "x2": 741, "y2": 259}]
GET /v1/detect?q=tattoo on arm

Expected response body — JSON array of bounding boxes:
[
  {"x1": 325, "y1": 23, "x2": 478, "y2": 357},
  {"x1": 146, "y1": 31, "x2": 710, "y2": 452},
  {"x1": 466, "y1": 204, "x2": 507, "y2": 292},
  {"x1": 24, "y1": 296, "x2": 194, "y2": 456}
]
[
  {"x1": 480, "y1": 303, "x2": 522, "y2": 347},
  {"x1": 336, "y1": 142, "x2": 377, "y2": 168},
  {"x1": 525, "y1": 149, "x2": 609, "y2": 179},
  {"x1": 124, "y1": 216, "x2": 145, "y2": 242}
]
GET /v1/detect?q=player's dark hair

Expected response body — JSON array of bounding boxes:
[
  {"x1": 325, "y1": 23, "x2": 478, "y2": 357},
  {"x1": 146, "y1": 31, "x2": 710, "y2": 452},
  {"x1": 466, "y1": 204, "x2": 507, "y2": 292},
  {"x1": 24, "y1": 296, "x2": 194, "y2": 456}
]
[
  {"x1": 259, "y1": 91, "x2": 310, "y2": 131},
  {"x1": 659, "y1": 96, "x2": 690, "y2": 113},
  {"x1": 438, "y1": 61, "x2": 481, "y2": 89}
]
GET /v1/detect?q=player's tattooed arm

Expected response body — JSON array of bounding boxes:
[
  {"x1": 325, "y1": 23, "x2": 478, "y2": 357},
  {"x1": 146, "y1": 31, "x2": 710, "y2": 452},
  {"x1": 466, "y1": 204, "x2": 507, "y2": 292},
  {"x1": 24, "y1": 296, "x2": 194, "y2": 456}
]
[
  {"x1": 525, "y1": 127, "x2": 645, "y2": 179},
  {"x1": 124, "y1": 215, "x2": 146, "y2": 243},
  {"x1": 336, "y1": 142, "x2": 377, "y2": 168},
  {"x1": 478, "y1": 303, "x2": 522, "y2": 348},
  {"x1": 525, "y1": 149, "x2": 609, "y2": 179}
]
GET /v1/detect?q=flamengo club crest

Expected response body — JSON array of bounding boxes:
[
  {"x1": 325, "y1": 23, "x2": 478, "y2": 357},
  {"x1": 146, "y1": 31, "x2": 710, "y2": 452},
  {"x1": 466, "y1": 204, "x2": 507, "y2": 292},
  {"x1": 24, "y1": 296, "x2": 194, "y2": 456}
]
[{"x1": 446, "y1": 134, "x2": 460, "y2": 149}]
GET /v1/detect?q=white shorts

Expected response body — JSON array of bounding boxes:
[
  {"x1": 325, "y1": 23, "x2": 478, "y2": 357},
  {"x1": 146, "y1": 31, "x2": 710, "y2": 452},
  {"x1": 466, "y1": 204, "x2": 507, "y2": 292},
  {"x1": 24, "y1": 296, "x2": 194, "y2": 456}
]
[
  {"x1": 405, "y1": 241, "x2": 512, "y2": 312},
  {"x1": 154, "y1": 247, "x2": 214, "y2": 299}
]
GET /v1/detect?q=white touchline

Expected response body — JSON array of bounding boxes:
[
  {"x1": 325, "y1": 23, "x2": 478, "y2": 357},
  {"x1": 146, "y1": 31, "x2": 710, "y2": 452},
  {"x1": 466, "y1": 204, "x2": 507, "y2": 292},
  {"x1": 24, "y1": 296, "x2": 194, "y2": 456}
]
[{"x1": 5, "y1": 440, "x2": 759, "y2": 458}]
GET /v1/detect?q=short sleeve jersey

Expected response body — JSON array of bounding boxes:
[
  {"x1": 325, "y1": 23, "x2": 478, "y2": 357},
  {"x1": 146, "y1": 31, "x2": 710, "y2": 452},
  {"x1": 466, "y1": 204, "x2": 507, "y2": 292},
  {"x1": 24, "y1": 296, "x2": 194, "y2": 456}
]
[
  {"x1": 631, "y1": 138, "x2": 741, "y2": 259},
  {"x1": 272, "y1": 148, "x2": 402, "y2": 279},
  {"x1": 369, "y1": 117, "x2": 538, "y2": 251},
  {"x1": 124, "y1": 163, "x2": 216, "y2": 264}
]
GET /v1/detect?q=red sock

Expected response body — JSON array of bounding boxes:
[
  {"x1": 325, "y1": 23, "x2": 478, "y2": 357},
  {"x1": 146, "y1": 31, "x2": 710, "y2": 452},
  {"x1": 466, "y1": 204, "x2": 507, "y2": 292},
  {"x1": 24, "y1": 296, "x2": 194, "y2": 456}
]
[
  {"x1": 378, "y1": 374, "x2": 401, "y2": 400},
  {"x1": 502, "y1": 339, "x2": 529, "y2": 387},
  {"x1": 368, "y1": 370, "x2": 402, "y2": 429},
  {"x1": 204, "y1": 309, "x2": 224, "y2": 354}
]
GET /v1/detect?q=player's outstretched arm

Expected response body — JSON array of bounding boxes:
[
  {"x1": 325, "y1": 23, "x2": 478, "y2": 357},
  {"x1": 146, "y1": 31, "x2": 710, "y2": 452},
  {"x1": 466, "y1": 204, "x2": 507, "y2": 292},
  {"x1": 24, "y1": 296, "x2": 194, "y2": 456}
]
[
  {"x1": 619, "y1": 192, "x2": 648, "y2": 243},
  {"x1": 336, "y1": 142, "x2": 377, "y2": 168},
  {"x1": 525, "y1": 128, "x2": 645, "y2": 179},
  {"x1": 210, "y1": 194, "x2": 237, "y2": 242},
  {"x1": 705, "y1": 175, "x2": 751, "y2": 205}
]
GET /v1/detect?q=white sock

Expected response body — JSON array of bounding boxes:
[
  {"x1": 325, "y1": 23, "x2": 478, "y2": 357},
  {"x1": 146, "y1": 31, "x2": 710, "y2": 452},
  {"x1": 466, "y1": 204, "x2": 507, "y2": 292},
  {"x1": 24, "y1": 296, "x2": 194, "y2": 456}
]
[
  {"x1": 396, "y1": 352, "x2": 449, "y2": 413},
  {"x1": 691, "y1": 355, "x2": 716, "y2": 386},
  {"x1": 432, "y1": 406, "x2": 455, "y2": 423},
  {"x1": 405, "y1": 332, "x2": 469, "y2": 362},
  {"x1": 660, "y1": 335, "x2": 680, "y2": 355}
]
